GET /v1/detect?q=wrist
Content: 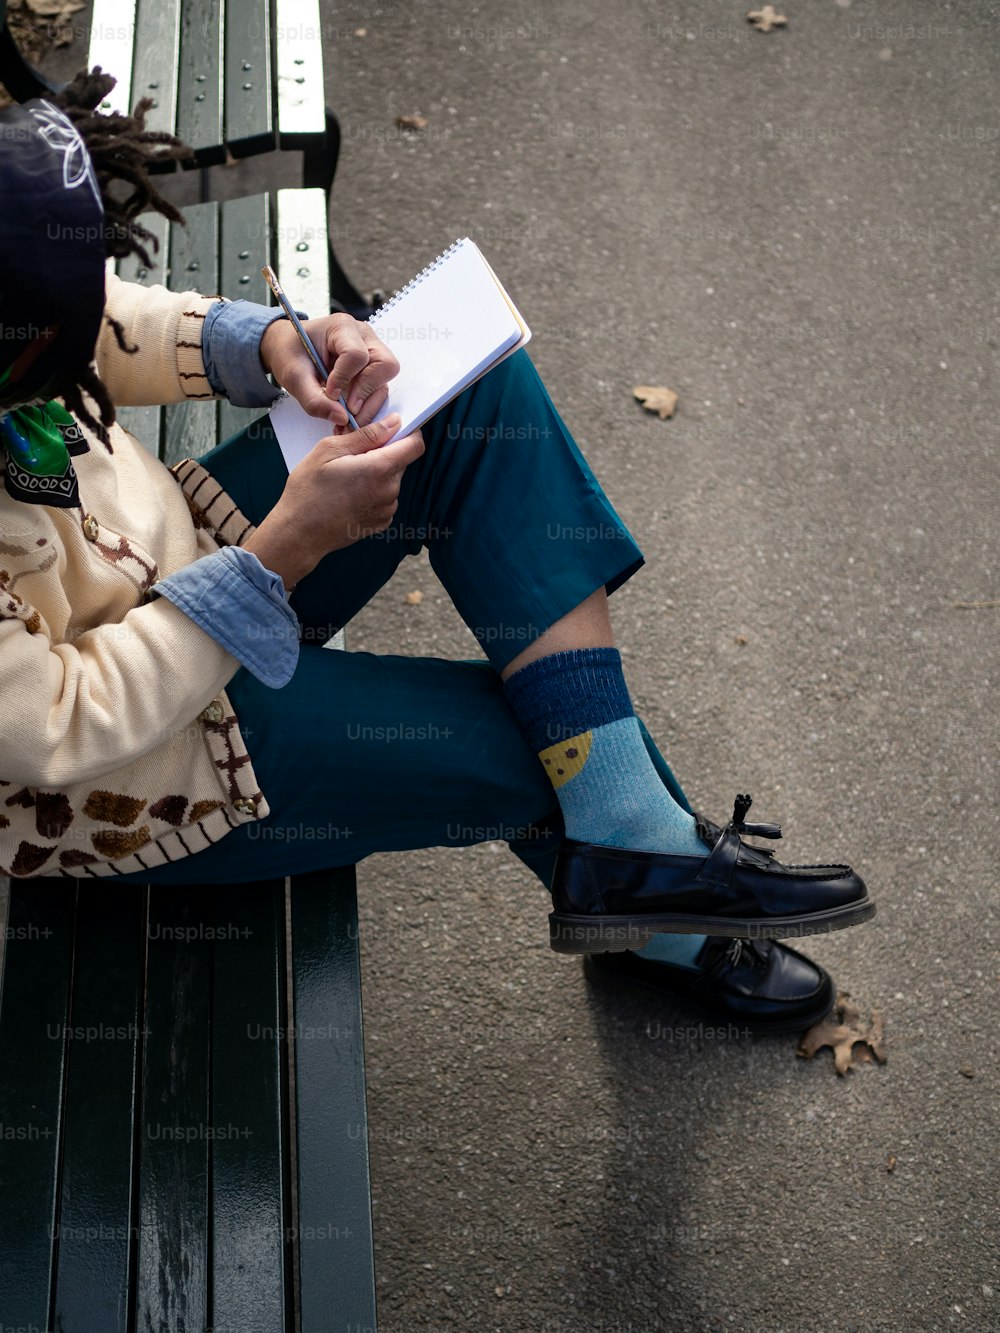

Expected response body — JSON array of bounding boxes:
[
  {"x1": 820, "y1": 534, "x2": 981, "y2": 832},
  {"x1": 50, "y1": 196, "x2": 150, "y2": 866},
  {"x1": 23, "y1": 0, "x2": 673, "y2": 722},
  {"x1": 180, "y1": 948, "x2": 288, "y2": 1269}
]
[
  {"x1": 242, "y1": 521, "x2": 316, "y2": 592},
  {"x1": 203, "y1": 300, "x2": 287, "y2": 408},
  {"x1": 259, "y1": 317, "x2": 284, "y2": 377}
]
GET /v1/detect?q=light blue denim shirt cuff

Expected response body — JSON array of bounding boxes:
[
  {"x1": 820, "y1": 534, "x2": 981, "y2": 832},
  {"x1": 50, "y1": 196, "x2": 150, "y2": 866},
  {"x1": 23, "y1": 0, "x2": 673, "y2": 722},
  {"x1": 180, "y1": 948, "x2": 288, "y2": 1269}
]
[
  {"x1": 203, "y1": 299, "x2": 300, "y2": 408},
  {"x1": 150, "y1": 546, "x2": 300, "y2": 688}
]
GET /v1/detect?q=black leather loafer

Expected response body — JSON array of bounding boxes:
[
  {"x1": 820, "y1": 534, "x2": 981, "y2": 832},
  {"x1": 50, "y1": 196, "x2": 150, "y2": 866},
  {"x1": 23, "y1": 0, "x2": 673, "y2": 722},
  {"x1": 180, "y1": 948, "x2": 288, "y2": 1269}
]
[
  {"x1": 583, "y1": 938, "x2": 835, "y2": 1036},
  {"x1": 549, "y1": 794, "x2": 875, "y2": 954}
]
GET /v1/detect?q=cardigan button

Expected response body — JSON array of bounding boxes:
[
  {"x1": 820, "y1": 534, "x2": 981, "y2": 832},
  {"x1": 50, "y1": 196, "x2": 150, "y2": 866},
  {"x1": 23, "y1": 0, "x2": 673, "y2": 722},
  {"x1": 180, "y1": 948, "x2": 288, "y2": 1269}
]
[
  {"x1": 81, "y1": 513, "x2": 99, "y2": 542},
  {"x1": 199, "y1": 699, "x2": 225, "y2": 724},
  {"x1": 233, "y1": 797, "x2": 257, "y2": 817}
]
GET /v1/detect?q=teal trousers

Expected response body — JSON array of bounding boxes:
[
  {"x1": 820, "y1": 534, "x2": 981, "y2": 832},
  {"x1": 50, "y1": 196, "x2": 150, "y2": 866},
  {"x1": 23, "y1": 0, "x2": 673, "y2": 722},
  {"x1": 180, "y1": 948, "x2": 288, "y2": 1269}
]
[{"x1": 120, "y1": 350, "x2": 691, "y2": 890}]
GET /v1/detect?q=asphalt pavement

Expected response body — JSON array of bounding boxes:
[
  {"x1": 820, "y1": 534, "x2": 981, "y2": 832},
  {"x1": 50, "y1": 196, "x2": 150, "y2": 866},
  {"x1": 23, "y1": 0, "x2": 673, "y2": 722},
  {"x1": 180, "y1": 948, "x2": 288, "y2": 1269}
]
[
  {"x1": 4, "y1": 1, "x2": 998, "y2": 1329},
  {"x1": 304, "y1": 4, "x2": 998, "y2": 1329}
]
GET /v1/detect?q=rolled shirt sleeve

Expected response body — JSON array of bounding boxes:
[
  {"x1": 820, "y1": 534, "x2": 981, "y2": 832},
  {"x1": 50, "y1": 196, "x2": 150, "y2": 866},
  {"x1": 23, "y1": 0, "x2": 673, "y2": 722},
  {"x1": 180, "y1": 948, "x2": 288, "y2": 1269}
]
[
  {"x1": 150, "y1": 545, "x2": 300, "y2": 687},
  {"x1": 202, "y1": 299, "x2": 305, "y2": 408}
]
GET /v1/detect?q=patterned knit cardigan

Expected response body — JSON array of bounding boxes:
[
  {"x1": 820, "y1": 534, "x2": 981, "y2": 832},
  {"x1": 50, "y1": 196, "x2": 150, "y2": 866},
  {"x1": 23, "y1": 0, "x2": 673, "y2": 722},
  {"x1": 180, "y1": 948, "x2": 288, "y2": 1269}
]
[{"x1": 0, "y1": 275, "x2": 270, "y2": 878}]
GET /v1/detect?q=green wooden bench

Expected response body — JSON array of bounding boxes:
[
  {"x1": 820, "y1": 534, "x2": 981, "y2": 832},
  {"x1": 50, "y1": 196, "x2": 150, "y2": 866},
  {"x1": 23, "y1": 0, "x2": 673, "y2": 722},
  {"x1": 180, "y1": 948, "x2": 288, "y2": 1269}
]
[
  {"x1": 1, "y1": 0, "x2": 326, "y2": 167},
  {"x1": 86, "y1": 0, "x2": 327, "y2": 165},
  {"x1": 0, "y1": 873, "x2": 374, "y2": 1332},
  {"x1": 0, "y1": 192, "x2": 379, "y2": 1330}
]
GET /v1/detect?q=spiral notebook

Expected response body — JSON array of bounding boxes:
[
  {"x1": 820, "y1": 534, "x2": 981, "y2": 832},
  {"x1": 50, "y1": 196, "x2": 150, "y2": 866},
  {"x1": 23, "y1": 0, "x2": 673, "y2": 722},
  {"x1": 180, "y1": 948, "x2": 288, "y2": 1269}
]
[{"x1": 270, "y1": 237, "x2": 531, "y2": 468}]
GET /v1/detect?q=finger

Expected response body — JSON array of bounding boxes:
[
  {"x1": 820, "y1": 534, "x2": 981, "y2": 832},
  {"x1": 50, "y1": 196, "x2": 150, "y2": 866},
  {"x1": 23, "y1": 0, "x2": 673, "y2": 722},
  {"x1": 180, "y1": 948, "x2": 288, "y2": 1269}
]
[
  {"x1": 321, "y1": 318, "x2": 372, "y2": 401},
  {"x1": 372, "y1": 498, "x2": 399, "y2": 532},
  {"x1": 354, "y1": 384, "x2": 389, "y2": 428},
  {"x1": 337, "y1": 412, "x2": 403, "y2": 456},
  {"x1": 344, "y1": 327, "x2": 401, "y2": 415},
  {"x1": 279, "y1": 359, "x2": 341, "y2": 423},
  {"x1": 366, "y1": 429, "x2": 425, "y2": 476}
]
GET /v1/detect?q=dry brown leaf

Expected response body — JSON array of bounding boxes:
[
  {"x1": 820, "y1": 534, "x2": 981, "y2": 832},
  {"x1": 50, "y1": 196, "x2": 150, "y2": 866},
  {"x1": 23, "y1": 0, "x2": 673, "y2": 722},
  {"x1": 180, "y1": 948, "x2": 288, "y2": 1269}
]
[
  {"x1": 405, "y1": 590, "x2": 424, "y2": 605},
  {"x1": 396, "y1": 113, "x2": 429, "y2": 131},
  {"x1": 734, "y1": 633, "x2": 749, "y2": 645},
  {"x1": 797, "y1": 990, "x2": 887, "y2": 1076},
  {"x1": 23, "y1": 0, "x2": 84, "y2": 16},
  {"x1": 633, "y1": 385, "x2": 678, "y2": 420},
  {"x1": 747, "y1": 6, "x2": 787, "y2": 32}
]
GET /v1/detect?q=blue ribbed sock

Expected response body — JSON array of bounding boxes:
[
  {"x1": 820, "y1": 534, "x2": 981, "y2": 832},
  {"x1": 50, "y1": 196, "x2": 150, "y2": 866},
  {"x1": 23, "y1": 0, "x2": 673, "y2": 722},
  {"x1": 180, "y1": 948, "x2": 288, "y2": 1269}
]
[{"x1": 503, "y1": 647, "x2": 708, "y2": 967}]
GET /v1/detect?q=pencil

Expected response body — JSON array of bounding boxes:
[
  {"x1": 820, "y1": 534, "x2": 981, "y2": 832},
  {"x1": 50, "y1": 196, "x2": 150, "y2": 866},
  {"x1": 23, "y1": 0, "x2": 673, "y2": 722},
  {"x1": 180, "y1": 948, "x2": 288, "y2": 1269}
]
[{"x1": 261, "y1": 264, "x2": 361, "y2": 430}]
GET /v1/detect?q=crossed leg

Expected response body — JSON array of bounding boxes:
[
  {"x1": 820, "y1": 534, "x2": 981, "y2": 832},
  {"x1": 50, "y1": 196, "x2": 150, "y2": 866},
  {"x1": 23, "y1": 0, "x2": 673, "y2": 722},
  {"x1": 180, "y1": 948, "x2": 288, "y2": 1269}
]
[{"x1": 118, "y1": 349, "x2": 691, "y2": 887}]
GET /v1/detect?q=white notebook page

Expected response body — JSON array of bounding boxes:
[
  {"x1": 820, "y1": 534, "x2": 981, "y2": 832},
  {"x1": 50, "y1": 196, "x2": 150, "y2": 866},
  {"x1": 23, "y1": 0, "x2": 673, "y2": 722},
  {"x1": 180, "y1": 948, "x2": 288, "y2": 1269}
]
[{"x1": 270, "y1": 238, "x2": 530, "y2": 470}]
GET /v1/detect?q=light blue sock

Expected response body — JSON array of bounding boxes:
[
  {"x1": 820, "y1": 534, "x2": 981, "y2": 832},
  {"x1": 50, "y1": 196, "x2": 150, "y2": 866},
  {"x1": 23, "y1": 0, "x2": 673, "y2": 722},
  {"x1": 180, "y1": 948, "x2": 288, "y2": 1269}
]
[
  {"x1": 553, "y1": 716, "x2": 704, "y2": 855},
  {"x1": 634, "y1": 930, "x2": 708, "y2": 968},
  {"x1": 502, "y1": 649, "x2": 709, "y2": 967},
  {"x1": 556, "y1": 716, "x2": 708, "y2": 968}
]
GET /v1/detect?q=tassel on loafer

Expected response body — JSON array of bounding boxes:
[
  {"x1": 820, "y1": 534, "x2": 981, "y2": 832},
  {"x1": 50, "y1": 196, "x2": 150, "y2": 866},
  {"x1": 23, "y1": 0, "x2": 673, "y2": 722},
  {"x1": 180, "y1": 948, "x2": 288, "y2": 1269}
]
[{"x1": 548, "y1": 794, "x2": 876, "y2": 955}]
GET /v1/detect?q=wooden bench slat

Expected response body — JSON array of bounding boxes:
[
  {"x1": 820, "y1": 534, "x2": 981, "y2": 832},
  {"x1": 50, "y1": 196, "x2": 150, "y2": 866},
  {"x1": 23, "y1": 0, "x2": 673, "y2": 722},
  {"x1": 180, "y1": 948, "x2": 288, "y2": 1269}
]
[
  {"x1": 211, "y1": 881, "x2": 293, "y2": 1331},
  {"x1": 135, "y1": 889, "x2": 212, "y2": 1330},
  {"x1": 0, "y1": 880, "x2": 76, "y2": 1329},
  {"x1": 130, "y1": 0, "x2": 183, "y2": 141},
  {"x1": 218, "y1": 192, "x2": 275, "y2": 441},
  {"x1": 164, "y1": 200, "x2": 222, "y2": 466},
  {"x1": 219, "y1": 191, "x2": 273, "y2": 298},
  {"x1": 51, "y1": 885, "x2": 146, "y2": 1332},
  {"x1": 274, "y1": 0, "x2": 327, "y2": 145},
  {"x1": 88, "y1": 0, "x2": 137, "y2": 116},
  {"x1": 276, "y1": 186, "x2": 332, "y2": 319},
  {"x1": 290, "y1": 868, "x2": 377, "y2": 1331},
  {"x1": 175, "y1": 0, "x2": 227, "y2": 166},
  {"x1": 224, "y1": 0, "x2": 275, "y2": 158}
]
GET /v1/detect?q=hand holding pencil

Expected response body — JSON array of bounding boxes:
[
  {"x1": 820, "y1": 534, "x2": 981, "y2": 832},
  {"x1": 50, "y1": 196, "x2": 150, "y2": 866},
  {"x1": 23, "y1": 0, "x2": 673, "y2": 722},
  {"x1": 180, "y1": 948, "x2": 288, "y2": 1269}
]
[{"x1": 259, "y1": 265, "x2": 400, "y2": 432}]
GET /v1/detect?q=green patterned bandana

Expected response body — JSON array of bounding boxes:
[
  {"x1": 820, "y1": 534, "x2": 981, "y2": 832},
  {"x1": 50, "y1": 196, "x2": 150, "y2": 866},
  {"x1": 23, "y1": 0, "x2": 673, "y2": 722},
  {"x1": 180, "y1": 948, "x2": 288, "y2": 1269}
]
[{"x1": 0, "y1": 398, "x2": 88, "y2": 508}]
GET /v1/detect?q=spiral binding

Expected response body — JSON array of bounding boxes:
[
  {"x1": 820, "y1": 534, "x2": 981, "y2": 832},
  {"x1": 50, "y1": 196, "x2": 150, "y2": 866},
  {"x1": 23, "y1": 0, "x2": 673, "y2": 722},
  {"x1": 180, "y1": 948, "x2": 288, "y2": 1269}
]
[{"x1": 371, "y1": 239, "x2": 465, "y2": 319}]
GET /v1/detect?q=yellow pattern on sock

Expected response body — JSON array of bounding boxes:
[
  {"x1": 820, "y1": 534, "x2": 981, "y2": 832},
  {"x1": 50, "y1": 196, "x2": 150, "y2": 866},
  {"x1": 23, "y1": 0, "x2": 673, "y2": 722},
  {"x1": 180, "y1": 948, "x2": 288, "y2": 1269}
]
[{"x1": 538, "y1": 730, "x2": 593, "y2": 789}]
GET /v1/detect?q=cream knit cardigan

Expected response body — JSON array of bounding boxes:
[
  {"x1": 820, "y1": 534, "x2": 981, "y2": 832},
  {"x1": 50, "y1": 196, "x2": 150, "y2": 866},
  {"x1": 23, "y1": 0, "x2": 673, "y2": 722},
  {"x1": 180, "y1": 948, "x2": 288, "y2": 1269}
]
[{"x1": 0, "y1": 275, "x2": 271, "y2": 878}]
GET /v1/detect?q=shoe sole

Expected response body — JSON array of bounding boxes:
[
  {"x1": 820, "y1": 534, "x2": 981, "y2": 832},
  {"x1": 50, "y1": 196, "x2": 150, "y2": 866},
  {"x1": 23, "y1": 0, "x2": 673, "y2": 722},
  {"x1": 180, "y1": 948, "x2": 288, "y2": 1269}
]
[{"x1": 549, "y1": 897, "x2": 876, "y2": 955}]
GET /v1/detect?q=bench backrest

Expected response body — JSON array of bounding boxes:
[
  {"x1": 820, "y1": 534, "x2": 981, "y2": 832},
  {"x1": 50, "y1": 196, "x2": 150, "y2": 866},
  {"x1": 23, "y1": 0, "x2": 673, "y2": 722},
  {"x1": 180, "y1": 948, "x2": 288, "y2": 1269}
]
[
  {"x1": 0, "y1": 0, "x2": 326, "y2": 163},
  {"x1": 88, "y1": 0, "x2": 327, "y2": 163}
]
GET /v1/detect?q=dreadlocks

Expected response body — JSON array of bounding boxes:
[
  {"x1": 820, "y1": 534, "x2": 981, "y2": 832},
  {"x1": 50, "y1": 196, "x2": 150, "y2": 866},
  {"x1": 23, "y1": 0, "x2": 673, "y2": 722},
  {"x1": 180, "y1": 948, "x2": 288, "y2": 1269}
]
[{"x1": 51, "y1": 67, "x2": 194, "y2": 446}]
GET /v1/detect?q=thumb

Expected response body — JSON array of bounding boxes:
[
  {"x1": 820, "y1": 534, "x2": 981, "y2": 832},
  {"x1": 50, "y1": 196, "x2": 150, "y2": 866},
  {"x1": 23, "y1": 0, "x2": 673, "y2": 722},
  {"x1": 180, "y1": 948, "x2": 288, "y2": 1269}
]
[
  {"x1": 376, "y1": 430, "x2": 426, "y2": 472},
  {"x1": 339, "y1": 413, "x2": 402, "y2": 455}
]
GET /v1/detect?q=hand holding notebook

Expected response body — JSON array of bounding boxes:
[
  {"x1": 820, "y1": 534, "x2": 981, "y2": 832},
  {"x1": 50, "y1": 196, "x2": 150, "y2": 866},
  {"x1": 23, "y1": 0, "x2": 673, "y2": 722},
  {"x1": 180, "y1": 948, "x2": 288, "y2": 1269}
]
[{"x1": 269, "y1": 238, "x2": 531, "y2": 471}]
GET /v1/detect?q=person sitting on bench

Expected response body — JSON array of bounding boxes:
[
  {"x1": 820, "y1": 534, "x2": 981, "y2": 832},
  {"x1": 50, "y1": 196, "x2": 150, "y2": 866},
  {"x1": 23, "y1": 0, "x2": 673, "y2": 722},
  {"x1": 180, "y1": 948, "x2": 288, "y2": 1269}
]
[{"x1": 0, "y1": 70, "x2": 874, "y2": 1035}]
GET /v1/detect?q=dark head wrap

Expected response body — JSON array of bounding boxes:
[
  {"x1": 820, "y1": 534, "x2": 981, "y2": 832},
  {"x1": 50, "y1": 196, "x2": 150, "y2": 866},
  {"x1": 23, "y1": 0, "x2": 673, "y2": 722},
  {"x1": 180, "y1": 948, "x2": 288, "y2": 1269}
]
[
  {"x1": 0, "y1": 70, "x2": 192, "y2": 504},
  {"x1": 0, "y1": 97, "x2": 106, "y2": 412}
]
